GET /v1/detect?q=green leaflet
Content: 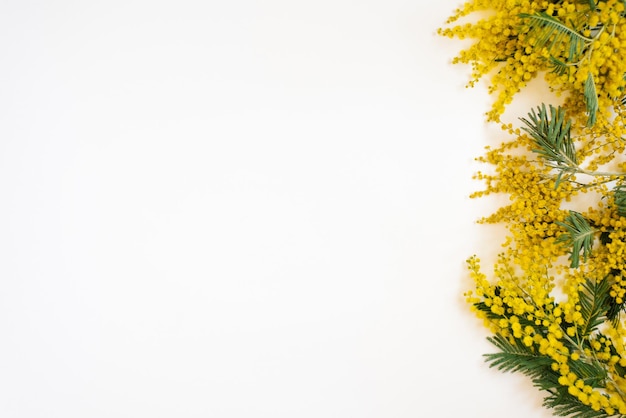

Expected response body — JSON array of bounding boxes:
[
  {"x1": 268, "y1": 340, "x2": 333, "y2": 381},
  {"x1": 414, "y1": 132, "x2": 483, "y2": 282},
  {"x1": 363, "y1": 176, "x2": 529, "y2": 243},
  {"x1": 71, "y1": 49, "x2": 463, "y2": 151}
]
[
  {"x1": 556, "y1": 211, "x2": 595, "y2": 268},
  {"x1": 584, "y1": 73, "x2": 599, "y2": 127}
]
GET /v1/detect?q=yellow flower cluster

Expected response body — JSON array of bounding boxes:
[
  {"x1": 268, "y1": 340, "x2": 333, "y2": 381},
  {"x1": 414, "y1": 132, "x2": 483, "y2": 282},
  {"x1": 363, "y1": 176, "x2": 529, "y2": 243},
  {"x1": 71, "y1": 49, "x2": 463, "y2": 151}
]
[
  {"x1": 442, "y1": 1, "x2": 626, "y2": 416},
  {"x1": 439, "y1": 0, "x2": 626, "y2": 126}
]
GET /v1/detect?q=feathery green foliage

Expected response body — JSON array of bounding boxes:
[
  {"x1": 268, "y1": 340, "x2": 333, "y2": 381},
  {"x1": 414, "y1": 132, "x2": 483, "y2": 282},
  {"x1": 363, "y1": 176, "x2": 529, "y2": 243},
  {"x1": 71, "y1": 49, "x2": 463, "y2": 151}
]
[
  {"x1": 485, "y1": 331, "x2": 613, "y2": 418},
  {"x1": 520, "y1": 12, "x2": 591, "y2": 61},
  {"x1": 614, "y1": 186, "x2": 626, "y2": 218},
  {"x1": 556, "y1": 211, "x2": 596, "y2": 268},
  {"x1": 484, "y1": 334, "x2": 554, "y2": 377},
  {"x1": 568, "y1": 354, "x2": 607, "y2": 388},
  {"x1": 544, "y1": 392, "x2": 610, "y2": 418},
  {"x1": 584, "y1": 73, "x2": 599, "y2": 127},
  {"x1": 521, "y1": 104, "x2": 578, "y2": 186},
  {"x1": 577, "y1": 277, "x2": 611, "y2": 338},
  {"x1": 548, "y1": 56, "x2": 571, "y2": 76}
]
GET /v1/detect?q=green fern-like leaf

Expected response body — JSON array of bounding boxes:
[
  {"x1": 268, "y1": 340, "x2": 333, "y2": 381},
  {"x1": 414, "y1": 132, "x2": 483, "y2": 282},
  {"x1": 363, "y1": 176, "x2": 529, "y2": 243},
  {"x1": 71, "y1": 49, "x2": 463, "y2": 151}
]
[
  {"x1": 577, "y1": 277, "x2": 611, "y2": 338},
  {"x1": 569, "y1": 357, "x2": 607, "y2": 388},
  {"x1": 556, "y1": 211, "x2": 596, "y2": 268},
  {"x1": 473, "y1": 302, "x2": 503, "y2": 320},
  {"x1": 584, "y1": 72, "x2": 599, "y2": 127},
  {"x1": 544, "y1": 389, "x2": 611, "y2": 418},
  {"x1": 520, "y1": 12, "x2": 591, "y2": 61},
  {"x1": 614, "y1": 185, "x2": 626, "y2": 218},
  {"x1": 532, "y1": 369, "x2": 562, "y2": 392},
  {"x1": 521, "y1": 104, "x2": 577, "y2": 184},
  {"x1": 484, "y1": 334, "x2": 553, "y2": 378},
  {"x1": 548, "y1": 56, "x2": 571, "y2": 76},
  {"x1": 606, "y1": 295, "x2": 626, "y2": 325}
]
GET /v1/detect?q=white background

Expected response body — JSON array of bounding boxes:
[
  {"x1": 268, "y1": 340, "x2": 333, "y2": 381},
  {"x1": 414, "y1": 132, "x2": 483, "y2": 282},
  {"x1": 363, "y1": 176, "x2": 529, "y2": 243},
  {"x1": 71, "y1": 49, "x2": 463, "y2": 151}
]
[{"x1": 0, "y1": 1, "x2": 555, "y2": 417}]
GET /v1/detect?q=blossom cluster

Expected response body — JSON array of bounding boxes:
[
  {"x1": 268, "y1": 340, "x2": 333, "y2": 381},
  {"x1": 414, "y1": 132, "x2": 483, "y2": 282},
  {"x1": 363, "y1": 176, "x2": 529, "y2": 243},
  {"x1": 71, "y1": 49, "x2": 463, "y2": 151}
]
[{"x1": 439, "y1": 0, "x2": 626, "y2": 127}]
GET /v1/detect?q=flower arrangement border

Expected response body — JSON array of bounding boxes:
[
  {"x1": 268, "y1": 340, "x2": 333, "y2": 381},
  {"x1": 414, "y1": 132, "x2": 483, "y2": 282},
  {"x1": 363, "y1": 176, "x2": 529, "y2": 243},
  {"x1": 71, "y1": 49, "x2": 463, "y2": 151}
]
[{"x1": 440, "y1": 1, "x2": 626, "y2": 417}]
